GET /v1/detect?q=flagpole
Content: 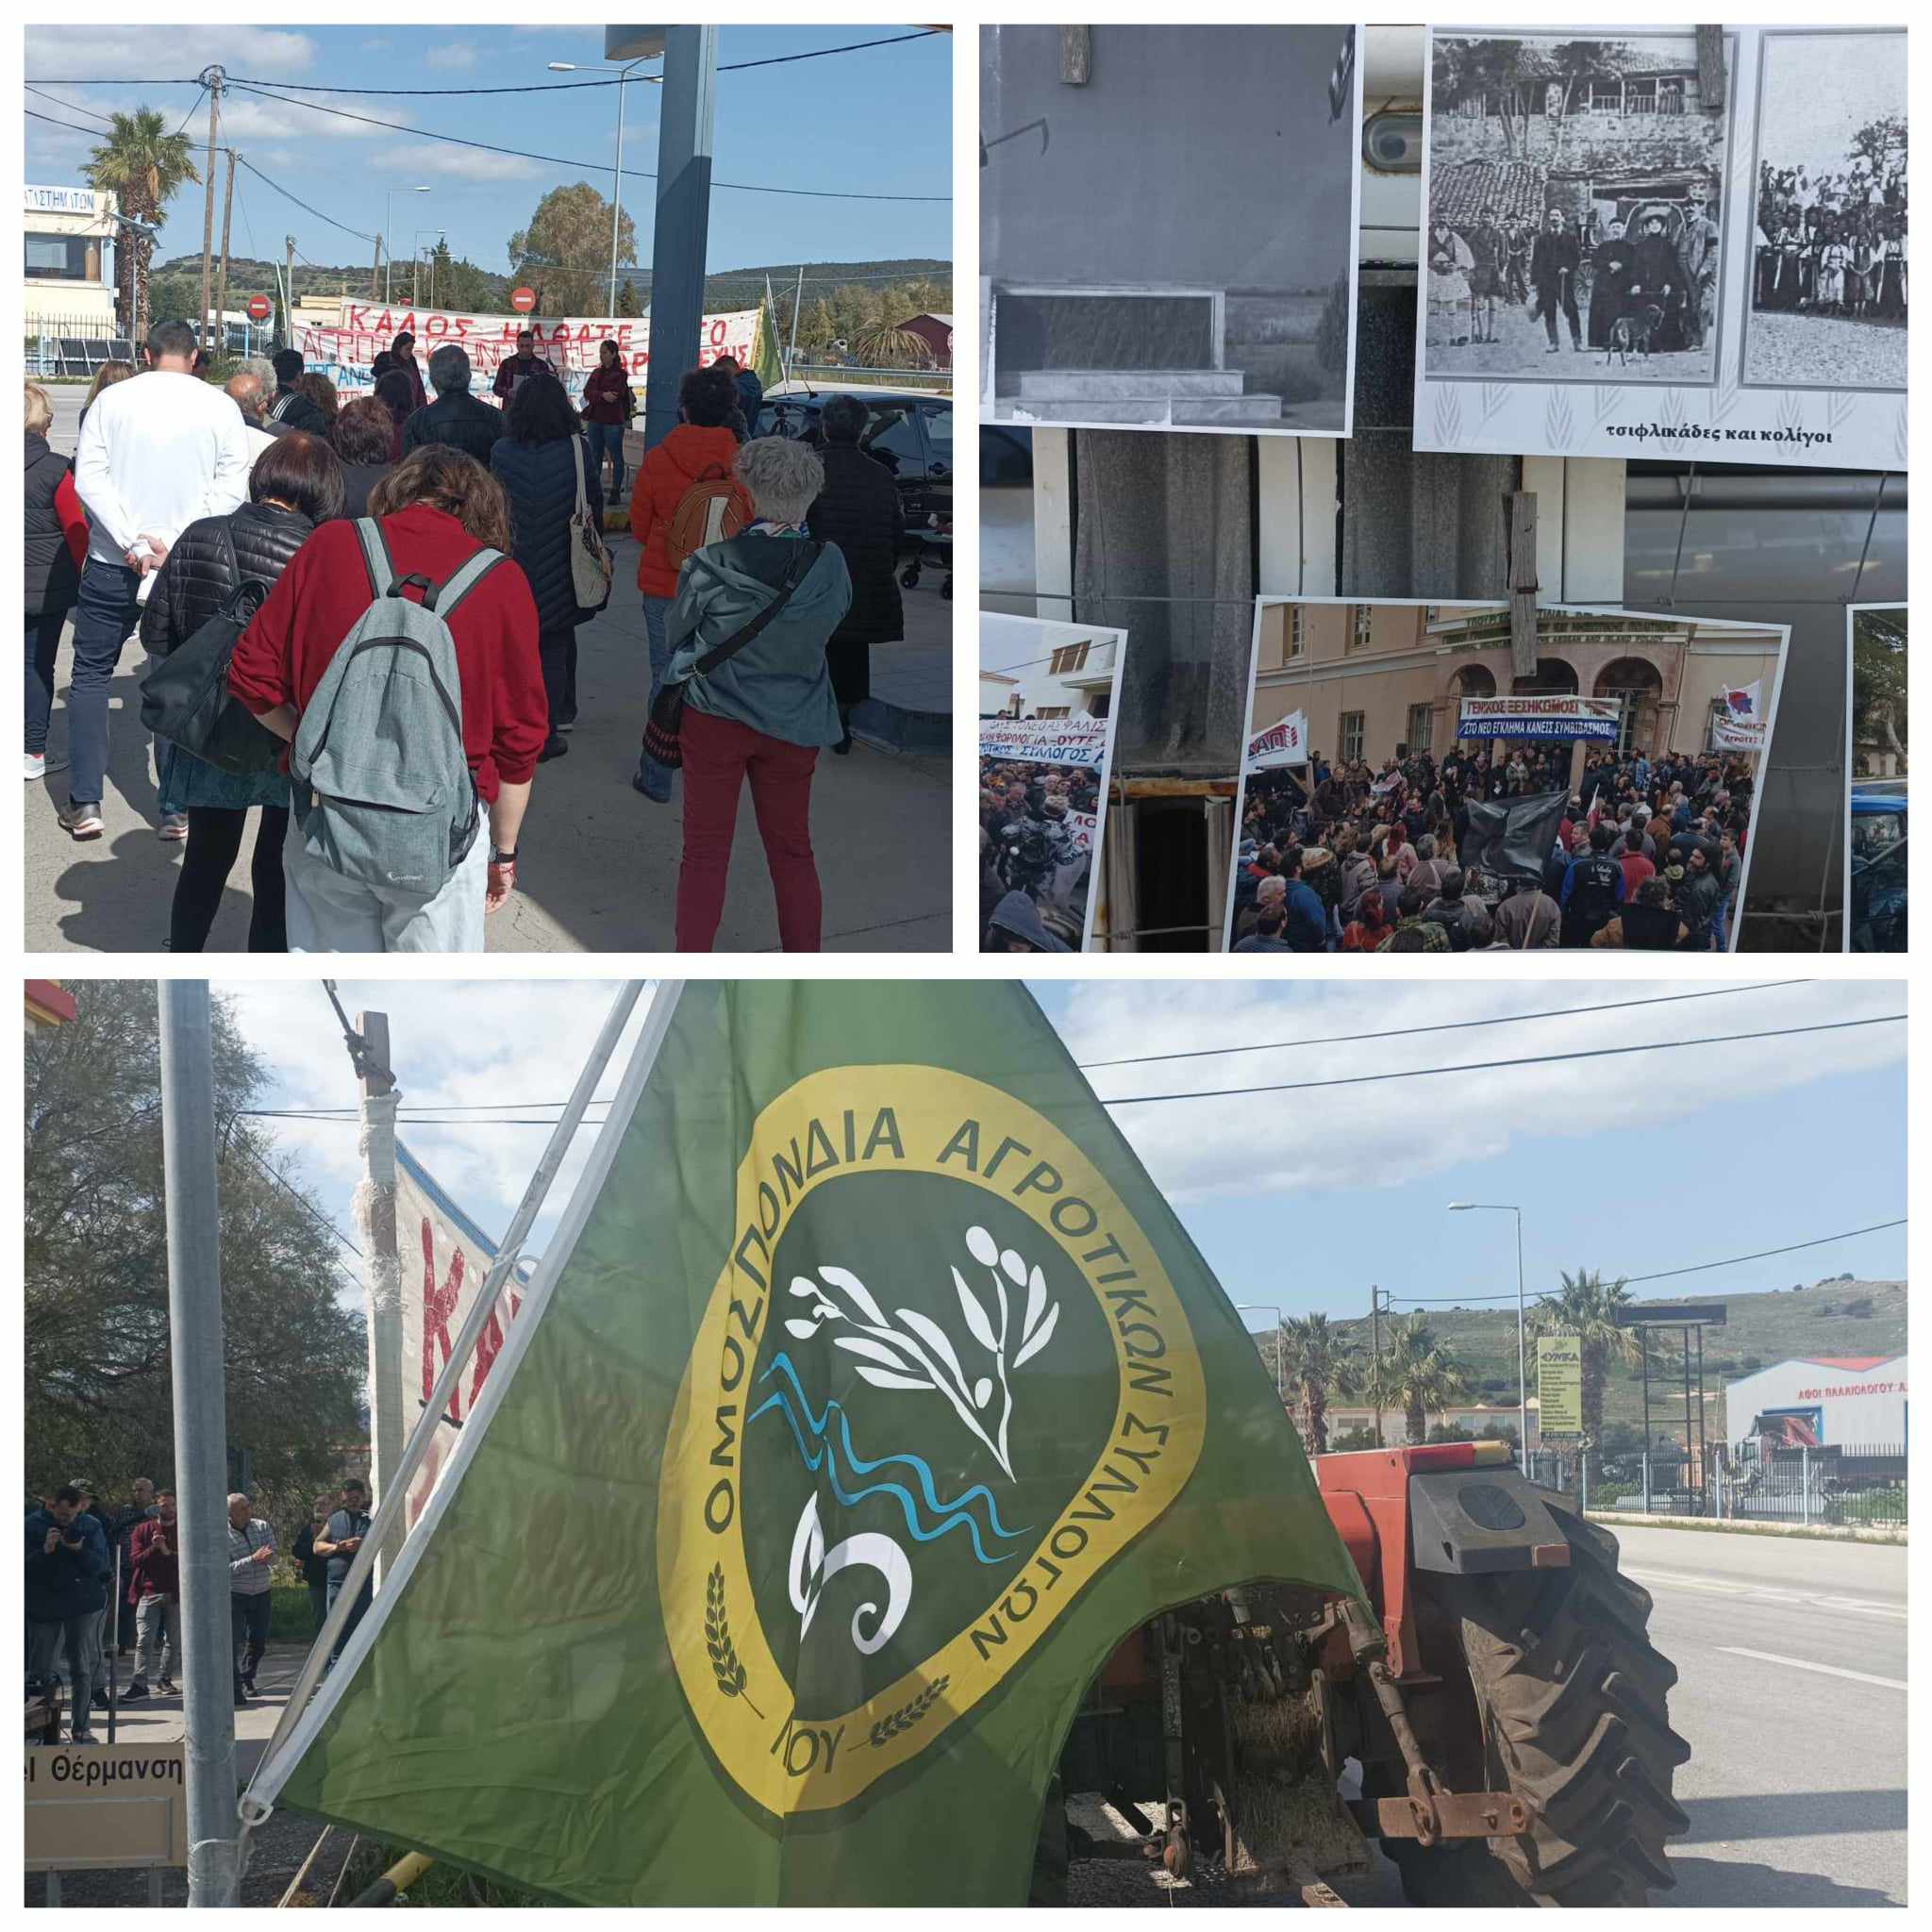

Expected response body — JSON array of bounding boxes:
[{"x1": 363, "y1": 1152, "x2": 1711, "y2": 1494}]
[
  {"x1": 353, "y1": 1011, "x2": 406, "y2": 1587},
  {"x1": 234, "y1": 979, "x2": 660, "y2": 1867}
]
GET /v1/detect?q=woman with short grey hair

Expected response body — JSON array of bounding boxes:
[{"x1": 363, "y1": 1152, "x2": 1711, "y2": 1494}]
[{"x1": 658, "y1": 432, "x2": 853, "y2": 950}]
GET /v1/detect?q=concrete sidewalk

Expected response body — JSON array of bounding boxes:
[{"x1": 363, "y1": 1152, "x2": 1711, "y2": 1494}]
[{"x1": 24, "y1": 531, "x2": 952, "y2": 955}]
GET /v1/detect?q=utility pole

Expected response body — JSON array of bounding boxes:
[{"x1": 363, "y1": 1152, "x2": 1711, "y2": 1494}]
[
  {"x1": 369, "y1": 233, "x2": 381, "y2": 303},
  {"x1": 352, "y1": 1011, "x2": 406, "y2": 1587},
  {"x1": 214, "y1": 148, "x2": 237, "y2": 357},
  {"x1": 157, "y1": 982, "x2": 241, "y2": 1907},
  {"x1": 1369, "y1": 1285, "x2": 1388, "y2": 1447},
  {"x1": 642, "y1": 25, "x2": 719, "y2": 453},
  {"x1": 197, "y1": 68, "x2": 224, "y2": 354},
  {"x1": 284, "y1": 235, "x2": 296, "y2": 349}
]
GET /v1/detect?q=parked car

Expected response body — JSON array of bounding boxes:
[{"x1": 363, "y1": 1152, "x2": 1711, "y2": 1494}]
[
  {"x1": 753, "y1": 387, "x2": 953, "y2": 534},
  {"x1": 1849, "y1": 779, "x2": 1907, "y2": 952}
]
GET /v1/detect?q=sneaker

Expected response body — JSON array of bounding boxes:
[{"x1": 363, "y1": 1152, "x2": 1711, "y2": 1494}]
[
  {"x1": 632, "y1": 766, "x2": 672, "y2": 805},
  {"x1": 557, "y1": 717, "x2": 577, "y2": 734},
  {"x1": 58, "y1": 802, "x2": 105, "y2": 840},
  {"x1": 538, "y1": 736, "x2": 570, "y2": 763},
  {"x1": 69, "y1": 1731, "x2": 98, "y2": 1745},
  {"x1": 157, "y1": 810, "x2": 190, "y2": 841},
  {"x1": 122, "y1": 1681, "x2": 149, "y2": 1702},
  {"x1": 233, "y1": 1685, "x2": 250, "y2": 1707},
  {"x1": 157, "y1": 1678, "x2": 176, "y2": 1696},
  {"x1": 92, "y1": 1686, "x2": 110, "y2": 1709},
  {"x1": 24, "y1": 750, "x2": 68, "y2": 781},
  {"x1": 241, "y1": 1676, "x2": 258, "y2": 1698}
]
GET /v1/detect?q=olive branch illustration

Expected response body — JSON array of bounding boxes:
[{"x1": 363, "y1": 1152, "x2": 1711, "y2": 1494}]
[
  {"x1": 869, "y1": 1675, "x2": 950, "y2": 1748},
  {"x1": 784, "y1": 1225, "x2": 1061, "y2": 1481},
  {"x1": 706, "y1": 1563, "x2": 763, "y2": 1718}
]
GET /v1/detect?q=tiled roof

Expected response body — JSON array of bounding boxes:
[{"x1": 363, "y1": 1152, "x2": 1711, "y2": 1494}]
[{"x1": 1430, "y1": 158, "x2": 1548, "y2": 227}]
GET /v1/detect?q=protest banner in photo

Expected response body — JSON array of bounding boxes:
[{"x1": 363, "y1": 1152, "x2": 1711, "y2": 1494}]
[
  {"x1": 392, "y1": 1143, "x2": 526, "y2": 1530},
  {"x1": 979, "y1": 612, "x2": 1128, "y2": 953},
  {"x1": 296, "y1": 301, "x2": 762, "y2": 406},
  {"x1": 1843, "y1": 603, "x2": 1907, "y2": 954},
  {"x1": 1224, "y1": 597, "x2": 1792, "y2": 954},
  {"x1": 1415, "y1": 26, "x2": 1908, "y2": 471}
]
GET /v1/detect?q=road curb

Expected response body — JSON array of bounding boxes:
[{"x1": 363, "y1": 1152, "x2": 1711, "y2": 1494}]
[{"x1": 1588, "y1": 1509, "x2": 1907, "y2": 1546}]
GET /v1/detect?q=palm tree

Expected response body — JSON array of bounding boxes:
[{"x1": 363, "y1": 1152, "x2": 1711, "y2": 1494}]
[
  {"x1": 1277, "y1": 1313, "x2": 1358, "y2": 1456},
  {"x1": 1529, "y1": 1268, "x2": 1643, "y2": 1482},
  {"x1": 1372, "y1": 1315, "x2": 1470, "y2": 1445},
  {"x1": 86, "y1": 108, "x2": 200, "y2": 341},
  {"x1": 850, "y1": 323, "x2": 936, "y2": 372}
]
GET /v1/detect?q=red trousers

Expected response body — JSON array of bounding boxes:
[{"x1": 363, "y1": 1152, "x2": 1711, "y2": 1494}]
[{"x1": 675, "y1": 707, "x2": 822, "y2": 952}]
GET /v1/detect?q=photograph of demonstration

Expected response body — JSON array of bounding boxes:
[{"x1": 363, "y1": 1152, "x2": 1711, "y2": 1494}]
[
  {"x1": 1223, "y1": 599, "x2": 1790, "y2": 953},
  {"x1": 1414, "y1": 25, "x2": 1910, "y2": 469},
  {"x1": 22, "y1": 25, "x2": 954, "y2": 955},
  {"x1": 1845, "y1": 604, "x2": 1907, "y2": 954},
  {"x1": 1741, "y1": 29, "x2": 1907, "y2": 393},
  {"x1": 979, "y1": 612, "x2": 1126, "y2": 952},
  {"x1": 24, "y1": 976, "x2": 1907, "y2": 1907},
  {"x1": 980, "y1": 23, "x2": 1362, "y2": 436}
]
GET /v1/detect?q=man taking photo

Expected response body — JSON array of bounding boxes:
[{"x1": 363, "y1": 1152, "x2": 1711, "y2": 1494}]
[{"x1": 25, "y1": 1485, "x2": 109, "y2": 1741}]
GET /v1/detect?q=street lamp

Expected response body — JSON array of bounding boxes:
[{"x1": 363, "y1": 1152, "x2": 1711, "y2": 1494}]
[
  {"x1": 384, "y1": 184, "x2": 429, "y2": 306},
  {"x1": 1449, "y1": 1203, "x2": 1528, "y2": 1475},
  {"x1": 1235, "y1": 1304, "x2": 1287, "y2": 1406},
  {"x1": 549, "y1": 58, "x2": 664, "y2": 317},
  {"x1": 413, "y1": 228, "x2": 444, "y2": 310}
]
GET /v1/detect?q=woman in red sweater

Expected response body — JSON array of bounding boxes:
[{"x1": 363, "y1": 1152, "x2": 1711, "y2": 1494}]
[
  {"x1": 227, "y1": 446, "x2": 547, "y2": 952},
  {"x1": 580, "y1": 339, "x2": 633, "y2": 503},
  {"x1": 627, "y1": 364, "x2": 751, "y2": 802}
]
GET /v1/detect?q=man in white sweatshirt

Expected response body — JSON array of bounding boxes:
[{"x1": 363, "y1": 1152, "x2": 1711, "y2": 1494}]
[{"x1": 63, "y1": 319, "x2": 253, "y2": 839}]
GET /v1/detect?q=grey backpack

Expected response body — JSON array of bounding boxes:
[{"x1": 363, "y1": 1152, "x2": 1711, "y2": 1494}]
[{"x1": 289, "y1": 519, "x2": 502, "y2": 899}]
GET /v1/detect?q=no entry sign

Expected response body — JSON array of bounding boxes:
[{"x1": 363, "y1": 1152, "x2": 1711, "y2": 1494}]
[
  {"x1": 246, "y1": 293, "x2": 273, "y2": 322},
  {"x1": 510, "y1": 286, "x2": 537, "y2": 314}
]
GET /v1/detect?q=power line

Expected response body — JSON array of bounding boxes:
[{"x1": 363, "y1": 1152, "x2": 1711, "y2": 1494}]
[
  {"x1": 226, "y1": 80, "x2": 950, "y2": 203},
  {"x1": 233, "y1": 152, "x2": 376, "y2": 245},
  {"x1": 1076, "y1": 981, "x2": 1807, "y2": 1070},
  {"x1": 173, "y1": 83, "x2": 208, "y2": 139},
  {"x1": 1381, "y1": 1218, "x2": 1908, "y2": 1307},
  {"x1": 1093, "y1": 1013, "x2": 1905, "y2": 1108},
  {"x1": 226, "y1": 1134, "x2": 363, "y2": 1259},
  {"x1": 25, "y1": 108, "x2": 103, "y2": 138},
  {"x1": 24, "y1": 84, "x2": 113, "y2": 124}
]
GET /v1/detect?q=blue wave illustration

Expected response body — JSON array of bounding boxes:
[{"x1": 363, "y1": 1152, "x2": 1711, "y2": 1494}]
[{"x1": 750, "y1": 1353, "x2": 1028, "y2": 1566}]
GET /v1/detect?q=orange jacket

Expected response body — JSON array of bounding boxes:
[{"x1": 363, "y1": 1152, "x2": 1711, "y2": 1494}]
[{"x1": 628, "y1": 423, "x2": 751, "y2": 600}]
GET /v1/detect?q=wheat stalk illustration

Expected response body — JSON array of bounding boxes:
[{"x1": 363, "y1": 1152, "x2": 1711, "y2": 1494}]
[
  {"x1": 1544, "y1": 390, "x2": 1574, "y2": 450},
  {"x1": 784, "y1": 1226, "x2": 1061, "y2": 1480},
  {"x1": 869, "y1": 1675, "x2": 951, "y2": 1748},
  {"x1": 706, "y1": 1563, "x2": 763, "y2": 1718},
  {"x1": 1895, "y1": 406, "x2": 1909, "y2": 467}
]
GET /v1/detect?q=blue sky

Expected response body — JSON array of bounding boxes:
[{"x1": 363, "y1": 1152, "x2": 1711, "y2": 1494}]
[
  {"x1": 24, "y1": 25, "x2": 952, "y2": 283},
  {"x1": 219, "y1": 979, "x2": 1907, "y2": 1335}
]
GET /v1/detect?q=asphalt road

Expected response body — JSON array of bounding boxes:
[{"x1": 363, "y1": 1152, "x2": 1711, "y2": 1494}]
[{"x1": 1337, "y1": 1523, "x2": 1907, "y2": 1907}]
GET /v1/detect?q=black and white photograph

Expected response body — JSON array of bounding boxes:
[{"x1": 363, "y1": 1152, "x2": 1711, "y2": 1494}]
[
  {"x1": 1421, "y1": 30, "x2": 1728, "y2": 385},
  {"x1": 1742, "y1": 29, "x2": 1907, "y2": 392},
  {"x1": 978, "y1": 612, "x2": 1127, "y2": 953},
  {"x1": 980, "y1": 24, "x2": 1362, "y2": 437}
]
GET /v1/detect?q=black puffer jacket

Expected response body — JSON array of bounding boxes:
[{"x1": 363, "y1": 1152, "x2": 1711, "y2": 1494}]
[
  {"x1": 490, "y1": 433, "x2": 604, "y2": 632},
  {"x1": 25, "y1": 433, "x2": 82, "y2": 618},
  {"x1": 808, "y1": 443, "x2": 905, "y2": 648},
  {"x1": 138, "y1": 499, "x2": 315, "y2": 658},
  {"x1": 403, "y1": 389, "x2": 505, "y2": 465},
  {"x1": 267, "y1": 386, "x2": 328, "y2": 436}
]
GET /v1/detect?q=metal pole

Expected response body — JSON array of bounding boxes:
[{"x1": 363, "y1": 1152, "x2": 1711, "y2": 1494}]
[
  {"x1": 242, "y1": 982, "x2": 658, "y2": 1818},
  {"x1": 1641, "y1": 1449, "x2": 1651, "y2": 1515},
  {"x1": 1801, "y1": 1444, "x2": 1810, "y2": 1526},
  {"x1": 158, "y1": 982, "x2": 241, "y2": 1908},
  {"x1": 355, "y1": 1014, "x2": 404, "y2": 1587},
  {"x1": 641, "y1": 25, "x2": 719, "y2": 453},
  {"x1": 608, "y1": 66, "x2": 629, "y2": 319},
  {"x1": 1512, "y1": 1208, "x2": 1527, "y2": 1476},
  {"x1": 785, "y1": 263, "x2": 805, "y2": 382},
  {"x1": 1681, "y1": 1322, "x2": 1692, "y2": 1506},
  {"x1": 1369, "y1": 1285, "x2": 1384, "y2": 1448},
  {"x1": 385, "y1": 191, "x2": 393, "y2": 306},
  {"x1": 197, "y1": 70, "x2": 224, "y2": 353}
]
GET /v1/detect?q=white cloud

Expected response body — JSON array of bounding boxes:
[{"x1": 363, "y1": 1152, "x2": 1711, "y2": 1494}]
[
  {"x1": 1045, "y1": 978, "x2": 1905, "y2": 1207},
  {"x1": 370, "y1": 142, "x2": 541, "y2": 182},
  {"x1": 25, "y1": 26, "x2": 316, "y2": 78},
  {"x1": 175, "y1": 94, "x2": 412, "y2": 146},
  {"x1": 425, "y1": 45, "x2": 482, "y2": 72},
  {"x1": 361, "y1": 38, "x2": 391, "y2": 52}
]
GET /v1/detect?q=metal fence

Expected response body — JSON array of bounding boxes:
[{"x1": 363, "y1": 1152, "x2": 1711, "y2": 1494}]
[
  {"x1": 26, "y1": 313, "x2": 275, "y2": 378},
  {"x1": 781, "y1": 361, "x2": 951, "y2": 392},
  {"x1": 1531, "y1": 1442, "x2": 1906, "y2": 1529}
]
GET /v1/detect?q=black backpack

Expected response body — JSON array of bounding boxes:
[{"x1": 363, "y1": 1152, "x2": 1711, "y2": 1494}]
[{"x1": 138, "y1": 525, "x2": 284, "y2": 775}]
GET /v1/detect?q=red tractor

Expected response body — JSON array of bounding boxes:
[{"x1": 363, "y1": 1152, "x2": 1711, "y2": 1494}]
[{"x1": 1040, "y1": 1441, "x2": 1689, "y2": 1906}]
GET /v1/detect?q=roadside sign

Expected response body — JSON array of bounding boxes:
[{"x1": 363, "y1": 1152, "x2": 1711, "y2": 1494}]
[
  {"x1": 1537, "y1": 1335, "x2": 1584, "y2": 1436},
  {"x1": 510, "y1": 286, "x2": 537, "y2": 314},
  {"x1": 246, "y1": 293, "x2": 274, "y2": 323},
  {"x1": 25, "y1": 1743, "x2": 187, "y2": 1871}
]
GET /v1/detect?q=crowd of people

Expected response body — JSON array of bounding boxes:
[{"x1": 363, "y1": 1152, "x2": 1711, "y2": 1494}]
[
  {"x1": 1230, "y1": 738, "x2": 1755, "y2": 953},
  {"x1": 24, "y1": 1474, "x2": 376, "y2": 1741},
  {"x1": 977, "y1": 758, "x2": 1103, "y2": 951},
  {"x1": 1427, "y1": 200, "x2": 1720, "y2": 356},
  {"x1": 1754, "y1": 159, "x2": 1908, "y2": 322},
  {"x1": 25, "y1": 315, "x2": 907, "y2": 953}
]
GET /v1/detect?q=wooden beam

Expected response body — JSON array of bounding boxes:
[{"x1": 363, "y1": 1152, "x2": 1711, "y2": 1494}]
[
  {"x1": 1696, "y1": 28, "x2": 1725, "y2": 110},
  {"x1": 1059, "y1": 26, "x2": 1091, "y2": 85},
  {"x1": 1508, "y1": 489, "x2": 1540, "y2": 678}
]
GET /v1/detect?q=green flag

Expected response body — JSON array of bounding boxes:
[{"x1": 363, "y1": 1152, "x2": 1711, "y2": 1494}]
[
  {"x1": 261, "y1": 982, "x2": 1363, "y2": 1904},
  {"x1": 752, "y1": 294, "x2": 785, "y2": 392}
]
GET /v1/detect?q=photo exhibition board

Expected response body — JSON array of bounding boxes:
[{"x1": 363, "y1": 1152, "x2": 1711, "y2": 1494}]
[
  {"x1": 1414, "y1": 25, "x2": 1908, "y2": 471},
  {"x1": 979, "y1": 611, "x2": 1129, "y2": 954},
  {"x1": 980, "y1": 23, "x2": 1364, "y2": 439},
  {"x1": 1844, "y1": 603, "x2": 1908, "y2": 954},
  {"x1": 1221, "y1": 599, "x2": 1793, "y2": 955}
]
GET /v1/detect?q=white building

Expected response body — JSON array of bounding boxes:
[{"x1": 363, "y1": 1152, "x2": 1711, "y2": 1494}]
[
  {"x1": 1006, "y1": 620, "x2": 1121, "y2": 721},
  {"x1": 1724, "y1": 1355, "x2": 1907, "y2": 1448},
  {"x1": 979, "y1": 670, "x2": 1019, "y2": 718},
  {"x1": 25, "y1": 184, "x2": 120, "y2": 331}
]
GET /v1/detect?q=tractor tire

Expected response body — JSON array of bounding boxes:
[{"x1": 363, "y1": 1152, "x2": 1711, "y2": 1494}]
[{"x1": 1390, "y1": 1504, "x2": 1690, "y2": 1907}]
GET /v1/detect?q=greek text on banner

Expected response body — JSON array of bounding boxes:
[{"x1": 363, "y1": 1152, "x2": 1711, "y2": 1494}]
[
  {"x1": 979, "y1": 715, "x2": 1110, "y2": 770},
  {"x1": 1458, "y1": 695, "x2": 1623, "y2": 743}
]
